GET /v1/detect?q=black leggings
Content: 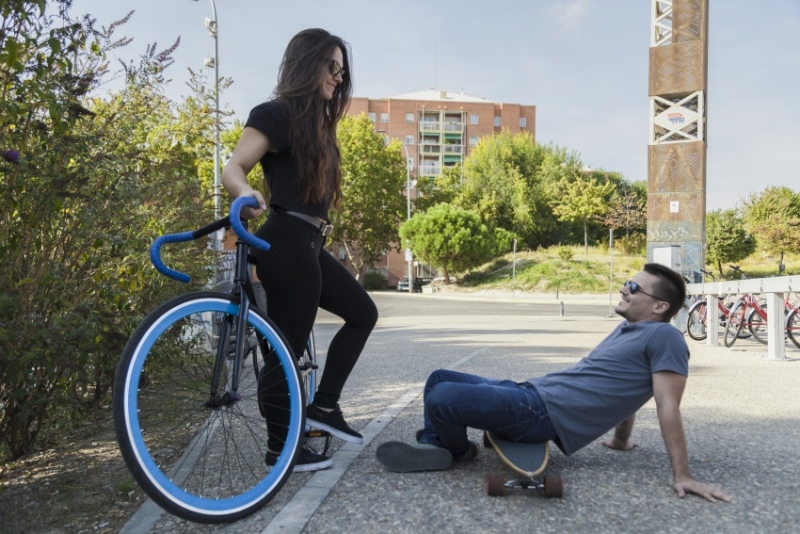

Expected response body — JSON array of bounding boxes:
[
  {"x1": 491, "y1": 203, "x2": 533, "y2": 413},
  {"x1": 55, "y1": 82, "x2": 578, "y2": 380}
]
[{"x1": 254, "y1": 212, "x2": 378, "y2": 448}]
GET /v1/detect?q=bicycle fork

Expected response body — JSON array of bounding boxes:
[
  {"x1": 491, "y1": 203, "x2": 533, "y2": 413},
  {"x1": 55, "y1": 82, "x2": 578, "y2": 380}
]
[{"x1": 206, "y1": 238, "x2": 251, "y2": 409}]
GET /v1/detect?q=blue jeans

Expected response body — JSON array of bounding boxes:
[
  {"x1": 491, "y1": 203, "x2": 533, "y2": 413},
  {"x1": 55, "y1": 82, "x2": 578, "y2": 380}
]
[{"x1": 419, "y1": 369, "x2": 557, "y2": 456}]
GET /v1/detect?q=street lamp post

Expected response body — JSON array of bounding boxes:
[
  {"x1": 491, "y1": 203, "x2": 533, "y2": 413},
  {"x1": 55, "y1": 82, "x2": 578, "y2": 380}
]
[{"x1": 192, "y1": 0, "x2": 221, "y2": 254}]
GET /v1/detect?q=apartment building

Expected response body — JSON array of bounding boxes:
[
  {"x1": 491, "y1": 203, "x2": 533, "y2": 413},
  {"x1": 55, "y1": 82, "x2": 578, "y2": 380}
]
[
  {"x1": 348, "y1": 89, "x2": 536, "y2": 182},
  {"x1": 340, "y1": 90, "x2": 536, "y2": 288}
]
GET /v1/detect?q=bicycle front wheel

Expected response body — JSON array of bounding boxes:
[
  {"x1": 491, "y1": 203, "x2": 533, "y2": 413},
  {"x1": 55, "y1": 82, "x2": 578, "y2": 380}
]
[
  {"x1": 786, "y1": 308, "x2": 800, "y2": 350},
  {"x1": 746, "y1": 307, "x2": 769, "y2": 345},
  {"x1": 113, "y1": 292, "x2": 304, "y2": 523},
  {"x1": 724, "y1": 301, "x2": 745, "y2": 347},
  {"x1": 686, "y1": 300, "x2": 708, "y2": 341}
]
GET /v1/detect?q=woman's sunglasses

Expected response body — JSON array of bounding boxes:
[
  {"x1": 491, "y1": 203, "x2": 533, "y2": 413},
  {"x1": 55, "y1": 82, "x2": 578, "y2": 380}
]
[
  {"x1": 623, "y1": 280, "x2": 665, "y2": 301},
  {"x1": 328, "y1": 59, "x2": 346, "y2": 78}
]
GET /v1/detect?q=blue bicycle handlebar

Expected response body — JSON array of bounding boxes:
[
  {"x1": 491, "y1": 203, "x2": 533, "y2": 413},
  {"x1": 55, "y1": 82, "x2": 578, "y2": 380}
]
[
  {"x1": 150, "y1": 197, "x2": 271, "y2": 283},
  {"x1": 150, "y1": 232, "x2": 195, "y2": 283},
  {"x1": 229, "y1": 197, "x2": 271, "y2": 253}
]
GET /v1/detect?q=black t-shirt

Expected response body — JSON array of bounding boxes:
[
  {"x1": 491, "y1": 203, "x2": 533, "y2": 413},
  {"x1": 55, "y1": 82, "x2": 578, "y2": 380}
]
[{"x1": 245, "y1": 100, "x2": 332, "y2": 220}]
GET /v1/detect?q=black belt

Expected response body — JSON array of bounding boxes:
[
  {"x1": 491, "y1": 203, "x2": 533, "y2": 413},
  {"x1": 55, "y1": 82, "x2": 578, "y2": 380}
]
[{"x1": 284, "y1": 210, "x2": 333, "y2": 237}]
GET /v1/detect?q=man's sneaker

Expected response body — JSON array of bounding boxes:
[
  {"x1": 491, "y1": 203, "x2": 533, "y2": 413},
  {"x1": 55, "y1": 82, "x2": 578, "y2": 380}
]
[
  {"x1": 453, "y1": 440, "x2": 479, "y2": 462},
  {"x1": 376, "y1": 441, "x2": 452, "y2": 473},
  {"x1": 265, "y1": 442, "x2": 332, "y2": 473},
  {"x1": 306, "y1": 404, "x2": 363, "y2": 444}
]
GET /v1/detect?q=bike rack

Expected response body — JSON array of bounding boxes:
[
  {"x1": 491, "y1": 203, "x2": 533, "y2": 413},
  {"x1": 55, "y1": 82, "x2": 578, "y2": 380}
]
[{"x1": 687, "y1": 275, "x2": 799, "y2": 360}]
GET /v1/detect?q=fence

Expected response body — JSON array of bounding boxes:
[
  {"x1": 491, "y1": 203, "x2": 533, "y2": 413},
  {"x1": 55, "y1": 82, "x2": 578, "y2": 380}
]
[{"x1": 687, "y1": 274, "x2": 799, "y2": 360}]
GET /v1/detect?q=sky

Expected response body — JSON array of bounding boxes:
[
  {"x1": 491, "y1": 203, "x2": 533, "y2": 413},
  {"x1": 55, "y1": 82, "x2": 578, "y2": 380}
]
[{"x1": 63, "y1": 0, "x2": 800, "y2": 211}]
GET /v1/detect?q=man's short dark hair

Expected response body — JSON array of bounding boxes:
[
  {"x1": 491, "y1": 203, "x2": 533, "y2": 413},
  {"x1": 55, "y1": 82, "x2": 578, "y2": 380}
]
[{"x1": 643, "y1": 263, "x2": 687, "y2": 322}]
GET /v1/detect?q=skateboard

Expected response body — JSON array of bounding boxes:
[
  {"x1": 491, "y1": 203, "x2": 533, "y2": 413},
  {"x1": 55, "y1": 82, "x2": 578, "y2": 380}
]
[{"x1": 483, "y1": 431, "x2": 563, "y2": 498}]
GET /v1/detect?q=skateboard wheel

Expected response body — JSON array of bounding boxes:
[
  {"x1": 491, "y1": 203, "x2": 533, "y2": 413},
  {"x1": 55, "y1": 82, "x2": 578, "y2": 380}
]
[
  {"x1": 543, "y1": 474, "x2": 563, "y2": 498},
  {"x1": 483, "y1": 431, "x2": 493, "y2": 449},
  {"x1": 485, "y1": 473, "x2": 505, "y2": 496}
]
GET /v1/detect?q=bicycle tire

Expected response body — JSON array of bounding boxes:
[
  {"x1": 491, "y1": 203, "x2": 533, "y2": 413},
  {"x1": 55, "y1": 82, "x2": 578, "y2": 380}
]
[
  {"x1": 299, "y1": 330, "x2": 318, "y2": 405},
  {"x1": 673, "y1": 302, "x2": 690, "y2": 334},
  {"x1": 724, "y1": 301, "x2": 745, "y2": 347},
  {"x1": 746, "y1": 307, "x2": 769, "y2": 345},
  {"x1": 113, "y1": 292, "x2": 304, "y2": 523},
  {"x1": 786, "y1": 308, "x2": 800, "y2": 350},
  {"x1": 686, "y1": 300, "x2": 708, "y2": 341}
]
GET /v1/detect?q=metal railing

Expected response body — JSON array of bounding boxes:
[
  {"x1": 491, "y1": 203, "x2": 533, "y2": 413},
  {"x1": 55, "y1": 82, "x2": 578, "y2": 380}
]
[
  {"x1": 418, "y1": 165, "x2": 441, "y2": 176},
  {"x1": 687, "y1": 274, "x2": 798, "y2": 360},
  {"x1": 443, "y1": 144, "x2": 464, "y2": 154}
]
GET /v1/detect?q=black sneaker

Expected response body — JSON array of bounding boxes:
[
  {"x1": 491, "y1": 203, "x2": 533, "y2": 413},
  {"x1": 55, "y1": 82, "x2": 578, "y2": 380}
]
[
  {"x1": 376, "y1": 441, "x2": 452, "y2": 472},
  {"x1": 306, "y1": 404, "x2": 363, "y2": 444},
  {"x1": 453, "y1": 441, "x2": 479, "y2": 462},
  {"x1": 265, "y1": 442, "x2": 332, "y2": 473}
]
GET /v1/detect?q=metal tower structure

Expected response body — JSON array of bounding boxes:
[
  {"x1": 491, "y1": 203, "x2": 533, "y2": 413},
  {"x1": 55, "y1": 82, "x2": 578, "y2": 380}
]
[{"x1": 647, "y1": 0, "x2": 709, "y2": 282}]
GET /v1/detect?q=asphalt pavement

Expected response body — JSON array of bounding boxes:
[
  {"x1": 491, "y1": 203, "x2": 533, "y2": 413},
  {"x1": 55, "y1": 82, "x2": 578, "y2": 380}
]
[{"x1": 122, "y1": 290, "x2": 800, "y2": 534}]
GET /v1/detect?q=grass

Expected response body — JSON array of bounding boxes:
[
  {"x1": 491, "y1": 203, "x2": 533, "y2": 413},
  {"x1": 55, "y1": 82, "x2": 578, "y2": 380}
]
[
  {"x1": 460, "y1": 245, "x2": 646, "y2": 293},
  {"x1": 457, "y1": 246, "x2": 800, "y2": 293}
]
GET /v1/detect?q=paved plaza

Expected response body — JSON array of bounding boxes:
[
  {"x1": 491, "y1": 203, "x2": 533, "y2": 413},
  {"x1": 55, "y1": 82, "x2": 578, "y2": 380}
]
[{"x1": 123, "y1": 291, "x2": 800, "y2": 534}]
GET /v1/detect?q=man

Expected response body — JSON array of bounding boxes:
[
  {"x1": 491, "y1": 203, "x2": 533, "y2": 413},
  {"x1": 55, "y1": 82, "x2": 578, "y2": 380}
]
[{"x1": 377, "y1": 263, "x2": 731, "y2": 503}]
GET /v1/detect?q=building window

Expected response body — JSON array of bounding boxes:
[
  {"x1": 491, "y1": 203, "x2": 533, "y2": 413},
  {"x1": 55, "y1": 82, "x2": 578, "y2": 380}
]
[
  {"x1": 368, "y1": 112, "x2": 376, "y2": 122},
  {"x1": 407, "y1": 157, "x2": 414, "y2": 170},
  {"x1": 494, "y1": 116, "x2": 501, "y2": 127},
  {"x1": 380, "y1": 112, "x2": 389, "y2": 123},
  {"x1": 405, "y1": 135, "x2": 414, "y2": 145},
  {"x1": 470, "y1": 114, "x2": 479, "y2": 125},
  {"x1": 406, "y1": 112, "x2": 414, "y2": 123},
  {"x1": 469, "y1": 136, "x2": 479, "y2": 147},
  {"x1": 519, "y1": 117, "x2": 527, "y2": 128}
]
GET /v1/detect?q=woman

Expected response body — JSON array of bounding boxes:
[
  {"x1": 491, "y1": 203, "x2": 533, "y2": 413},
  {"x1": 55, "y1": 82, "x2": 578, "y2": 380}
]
[{"x1": 222, "y1": 29, "x2": 378, "y2": 472}]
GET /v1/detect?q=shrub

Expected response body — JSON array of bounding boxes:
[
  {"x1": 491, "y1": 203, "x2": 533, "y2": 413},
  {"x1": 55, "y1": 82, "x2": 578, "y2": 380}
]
[
  {"x1": 558, "y1": 246, "x2": 574, "y2": 261},
  {"x1": 363, "y1": 270, "x2": 387, "y2": 290},
  {"x1": 616, "y1": 233, "x2": 647, "y2": 256}
]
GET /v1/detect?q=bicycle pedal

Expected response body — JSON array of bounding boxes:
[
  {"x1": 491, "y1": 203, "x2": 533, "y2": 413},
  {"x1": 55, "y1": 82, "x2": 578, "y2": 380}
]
[{"x1": 305, "y1": 429, "x2": 330, "y2": 439}]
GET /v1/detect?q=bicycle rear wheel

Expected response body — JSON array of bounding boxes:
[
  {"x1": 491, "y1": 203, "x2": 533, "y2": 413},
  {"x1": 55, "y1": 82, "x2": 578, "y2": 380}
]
[
  {"x1": 724, "y1": 301, "x2": 745, "y2": 347},
  {"x1": 686, "y1": 300, "x2": 708, "y2": 341},
  {"x1": 113, "y1": 292, "x2": 304, "y2": 523},
  {"x1": 786, "y1": 308, "x2": 800, "y2": 350}
]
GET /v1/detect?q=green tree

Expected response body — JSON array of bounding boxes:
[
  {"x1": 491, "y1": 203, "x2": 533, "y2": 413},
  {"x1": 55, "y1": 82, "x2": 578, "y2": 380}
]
[
  {"x1": 551, "y1": 172, "x2": 615, "y2": 253},
  {"x1": 602, "y1": 180, "x2": 647, "y2": 238},
  {"x1": 457, "y1": 131, "x2": 557, "y2": 247},
  {"x1": 329, "y1": 114, "x2": 407, "y2": 279},
  {"x1": 415, "y1": 163, "x2": 462, "y2": 212},
  {"x1": 705, "y1": 209, "x2": 755, "y2": 277},
  {"x1": 0, "y1": 3, "x2": 217, "y2": 460},
  {"x1": 400, "y1": 203, "x2": 492, "y2": 283},
  {"x1": 741, "y1": 186, "x2": 800, "y2": 262}
]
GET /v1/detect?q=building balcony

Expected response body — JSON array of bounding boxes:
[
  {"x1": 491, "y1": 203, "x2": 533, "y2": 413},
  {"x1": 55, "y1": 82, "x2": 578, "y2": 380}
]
[
  {"x1": 419, "y1": 165, "x2": 441, "y2": 176},
  {"x1": 443, "y1": 144, "x2": 464, "y2": 154},
  {"x1": 420, "y1": 122, "x2": 441, "y2": 131},
  {"x1": 421, "y1": 144, "x2": 441, "y2": 154},
  {"x1": 443, "y1": 122, "x2": 464, "y2": 132}
]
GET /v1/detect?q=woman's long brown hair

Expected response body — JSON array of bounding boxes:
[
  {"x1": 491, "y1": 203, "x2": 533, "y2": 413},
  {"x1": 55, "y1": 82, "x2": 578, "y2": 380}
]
[{"x1": 274, "y1": 29, "x2": 352, "y2": 208}]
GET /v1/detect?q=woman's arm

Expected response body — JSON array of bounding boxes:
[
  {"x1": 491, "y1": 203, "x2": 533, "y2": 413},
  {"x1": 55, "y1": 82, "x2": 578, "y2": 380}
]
[{"x1": 221, "y1": 126, "x2": 271, "y2": 219}]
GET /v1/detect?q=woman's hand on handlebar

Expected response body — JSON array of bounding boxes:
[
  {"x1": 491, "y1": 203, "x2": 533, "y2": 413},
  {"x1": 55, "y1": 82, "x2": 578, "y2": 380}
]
[{"x1": 237, "y1": 190, "x2": 267, "y2": 219}]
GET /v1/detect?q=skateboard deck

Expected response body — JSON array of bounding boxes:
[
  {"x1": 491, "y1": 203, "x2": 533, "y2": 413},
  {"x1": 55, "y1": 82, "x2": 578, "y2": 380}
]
[{"x1": 484, "y1": 431, "x2": 563, "y2": 498}]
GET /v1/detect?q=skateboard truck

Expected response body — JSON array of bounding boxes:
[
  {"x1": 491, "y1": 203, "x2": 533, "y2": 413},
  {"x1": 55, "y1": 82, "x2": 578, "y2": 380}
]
[
  {"x1": 485, "y1": 472, "x2": 563, "y2": 497},
  {"x1": 483, "y1": 431, "x2": 564, "y2": 498}
]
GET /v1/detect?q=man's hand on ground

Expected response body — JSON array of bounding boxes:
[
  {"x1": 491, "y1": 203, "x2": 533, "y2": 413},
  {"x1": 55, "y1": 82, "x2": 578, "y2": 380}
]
[
  {"x1": 673, "y1": 478, "x2": 732, "y2": 503},
  {"x1": 601, "y1": 438, "x2": 637, "y2": 451}
]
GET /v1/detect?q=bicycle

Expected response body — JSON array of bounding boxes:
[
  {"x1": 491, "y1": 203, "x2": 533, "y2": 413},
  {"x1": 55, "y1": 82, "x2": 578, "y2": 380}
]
[
  {"x1": 113, "y1": 197, "x2": 316, "y2": 523},
  {"x1": 685, "y1": 269, "x2": 743, "y2": 342},
  {"x1": 724, "y1": 265, "x2": 800, "y2": 349}
]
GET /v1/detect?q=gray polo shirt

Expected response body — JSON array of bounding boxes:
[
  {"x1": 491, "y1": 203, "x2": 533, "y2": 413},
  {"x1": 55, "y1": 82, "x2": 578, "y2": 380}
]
[{"x1": 528, "y1": 320, "x2": 689, "y2": 456}]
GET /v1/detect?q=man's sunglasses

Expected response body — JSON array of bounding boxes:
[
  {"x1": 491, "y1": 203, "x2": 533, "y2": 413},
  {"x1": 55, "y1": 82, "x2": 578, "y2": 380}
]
[
  {"x1": 623, "y1": 280, "x2": 665, "y2": 301},
  {"x1": 328, "y1": 59, "x2": 346, "y2": 78}
]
